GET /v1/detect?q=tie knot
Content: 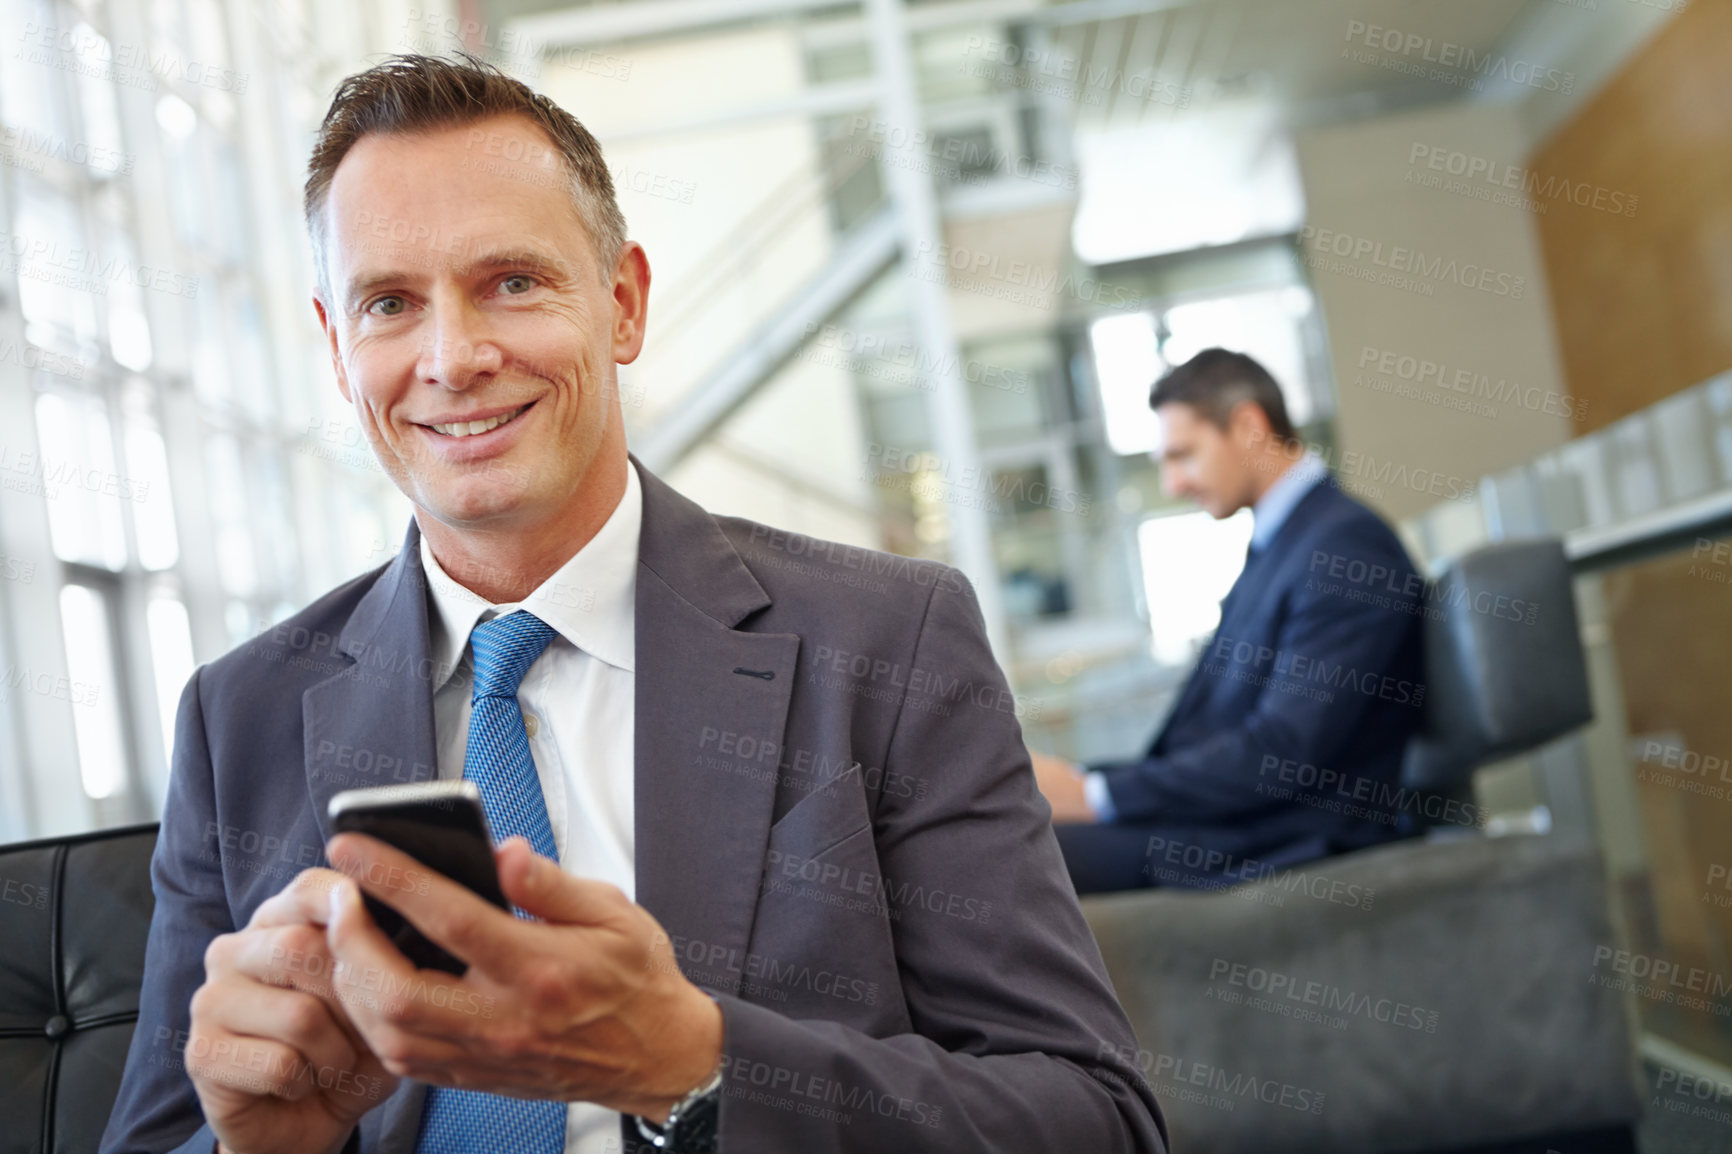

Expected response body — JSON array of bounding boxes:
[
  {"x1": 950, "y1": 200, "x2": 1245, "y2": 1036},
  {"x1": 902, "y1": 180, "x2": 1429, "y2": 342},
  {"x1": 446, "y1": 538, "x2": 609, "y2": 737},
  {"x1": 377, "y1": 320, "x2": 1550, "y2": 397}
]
[{"x1": 468, "y1": 611, "x2": 557, "y2": 700}]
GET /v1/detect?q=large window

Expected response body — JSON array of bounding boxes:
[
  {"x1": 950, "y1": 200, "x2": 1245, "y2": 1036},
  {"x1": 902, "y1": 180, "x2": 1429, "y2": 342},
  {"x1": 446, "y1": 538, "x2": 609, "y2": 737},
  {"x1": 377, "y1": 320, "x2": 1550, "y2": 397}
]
[
  {"x1": 0, "y1": 0, "x2": 413, "y2": 836},
  {"x1": 1090, "y1": 283, "x2": 1324, "y2": 458},
  {"x1": 1136, "y1": 507, "x2": 1253, "y2": 666}
]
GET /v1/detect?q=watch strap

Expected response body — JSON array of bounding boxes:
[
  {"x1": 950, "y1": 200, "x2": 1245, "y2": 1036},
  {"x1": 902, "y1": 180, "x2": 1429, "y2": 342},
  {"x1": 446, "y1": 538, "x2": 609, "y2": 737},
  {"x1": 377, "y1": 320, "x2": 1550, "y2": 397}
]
[{"x1": 631, "y1": 1066, "x2": 722, "y2": 1153}]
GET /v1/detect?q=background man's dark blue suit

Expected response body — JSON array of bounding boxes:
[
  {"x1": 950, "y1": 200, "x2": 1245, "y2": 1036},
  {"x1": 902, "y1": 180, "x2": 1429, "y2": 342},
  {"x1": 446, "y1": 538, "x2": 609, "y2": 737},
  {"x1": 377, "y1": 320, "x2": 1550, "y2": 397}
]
[{"x1": 1056, "y1": 478, "x2": 1425, "y2": 893}]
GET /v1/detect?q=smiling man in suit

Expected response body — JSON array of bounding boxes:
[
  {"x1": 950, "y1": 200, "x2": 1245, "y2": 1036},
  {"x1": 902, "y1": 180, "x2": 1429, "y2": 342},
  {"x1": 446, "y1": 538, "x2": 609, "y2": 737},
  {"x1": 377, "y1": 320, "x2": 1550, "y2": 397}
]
[
  {"x1": 100, "y1": 54, "x2": 1165, "y2": 1154},
  {"x1": 1033, "y1": 349, "x2": 1426, "y2": 895}
]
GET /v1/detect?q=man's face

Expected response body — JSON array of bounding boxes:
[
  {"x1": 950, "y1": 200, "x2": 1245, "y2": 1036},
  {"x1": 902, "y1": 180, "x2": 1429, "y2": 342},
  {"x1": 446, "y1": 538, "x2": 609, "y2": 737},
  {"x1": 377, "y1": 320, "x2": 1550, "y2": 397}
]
[
  {"x1": 312, "y1": 113, "x2": 646, "y2": 535},
  {"x1": 1155, "y1": 402, "x2": 1259, "y2": 519}
]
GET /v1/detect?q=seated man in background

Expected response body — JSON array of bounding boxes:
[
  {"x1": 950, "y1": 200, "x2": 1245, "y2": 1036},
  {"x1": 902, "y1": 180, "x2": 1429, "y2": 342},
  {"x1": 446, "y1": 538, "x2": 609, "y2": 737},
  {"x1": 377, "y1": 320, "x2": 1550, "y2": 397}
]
[{"x1": 1034, "y1": 349, "x2": 1425, "y2": 894}]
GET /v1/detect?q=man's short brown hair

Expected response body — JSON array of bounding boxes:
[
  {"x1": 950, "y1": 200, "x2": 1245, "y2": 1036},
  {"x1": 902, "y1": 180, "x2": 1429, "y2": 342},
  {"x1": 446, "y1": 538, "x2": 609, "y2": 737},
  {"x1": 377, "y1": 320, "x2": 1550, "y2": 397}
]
[
  {"x1": 303, "y1": 52, "x2": 628, "y2": 295},
  {"x1": 1150, "y1": 347, "x2": 1297, "y2": 444}
]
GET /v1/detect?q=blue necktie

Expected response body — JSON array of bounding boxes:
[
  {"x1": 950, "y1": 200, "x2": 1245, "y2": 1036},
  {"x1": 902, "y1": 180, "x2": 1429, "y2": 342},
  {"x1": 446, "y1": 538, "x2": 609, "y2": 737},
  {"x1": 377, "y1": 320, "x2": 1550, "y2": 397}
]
[{"x1": 415, "y1": 610, "x2": 566, "y2": 1154}]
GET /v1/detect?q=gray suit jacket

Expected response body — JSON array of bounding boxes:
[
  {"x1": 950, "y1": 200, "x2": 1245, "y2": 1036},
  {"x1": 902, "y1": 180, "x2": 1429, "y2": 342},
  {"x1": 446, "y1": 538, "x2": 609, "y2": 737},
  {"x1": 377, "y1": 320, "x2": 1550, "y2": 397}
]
[{"x1": 101, "y1": 462, "x2": 1167, "y2": 1153}]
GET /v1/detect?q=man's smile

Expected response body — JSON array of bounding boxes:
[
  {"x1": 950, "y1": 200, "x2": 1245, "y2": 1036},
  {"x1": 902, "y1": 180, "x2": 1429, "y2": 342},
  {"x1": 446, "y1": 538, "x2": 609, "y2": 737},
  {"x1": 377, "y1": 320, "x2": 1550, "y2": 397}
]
[
  {"x1": 411, "y1": 398, "x2": 544, "y2": 464},
  {"x1": 422, "y1": 400, "x2": 534, "y2": 438}
]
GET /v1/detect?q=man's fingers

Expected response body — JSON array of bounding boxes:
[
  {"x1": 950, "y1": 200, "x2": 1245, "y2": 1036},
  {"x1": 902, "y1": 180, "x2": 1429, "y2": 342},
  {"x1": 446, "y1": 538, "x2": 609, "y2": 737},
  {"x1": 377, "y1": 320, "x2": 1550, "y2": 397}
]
[
  {"x1": 220, "y1": 923, "x2": 337, "y2": 989},
  {"x1": 326, "y1": 832, "x2": 529, "y2": 979},
  {"x1": 323, "y1": 873, "x2": 495, "y2": 1036},
  {"x1": 323, "y1": 874, "x2": 488, "y2": 1075},
  {"x1": 192, "y1": 980, "x2": 361, "y2": 1097},
  {"x1": 185, "y1": 1024, "x2": 325, "y2": 1103},
  {"x1": 248, "y1": 868, "x2": 351, "y2": 929},
  {"x1": 323, "y1": 871, "x2": 422, "y2": 1018},
  {"x1": 496, "y1": 838, "x2": 631, "y2": 928}
]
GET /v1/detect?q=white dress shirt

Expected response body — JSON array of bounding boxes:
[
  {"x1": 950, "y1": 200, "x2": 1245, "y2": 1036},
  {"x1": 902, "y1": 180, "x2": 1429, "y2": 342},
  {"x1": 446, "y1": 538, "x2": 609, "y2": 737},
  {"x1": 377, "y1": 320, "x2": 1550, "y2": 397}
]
[
  {"x1": 1248, "y1": 450, "x2": 1328, "y2": 553},
  {"x1": 418, "y1": 461, "x2": 641, "y2": 1154}
]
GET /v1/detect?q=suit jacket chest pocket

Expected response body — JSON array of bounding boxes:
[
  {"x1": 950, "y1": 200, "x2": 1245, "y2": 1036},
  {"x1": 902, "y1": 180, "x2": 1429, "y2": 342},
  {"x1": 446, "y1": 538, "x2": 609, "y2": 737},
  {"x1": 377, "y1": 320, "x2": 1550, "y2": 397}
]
[{"x1": 746, "y1": 777, "x2": 911, "y2": 1035}]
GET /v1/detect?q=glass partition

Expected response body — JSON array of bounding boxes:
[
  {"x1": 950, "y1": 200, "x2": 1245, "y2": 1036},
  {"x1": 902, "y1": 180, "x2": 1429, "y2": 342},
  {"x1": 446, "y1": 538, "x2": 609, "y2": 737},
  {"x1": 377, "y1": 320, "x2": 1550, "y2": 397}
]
[
  {"x1": 1598, "y1": 543, "x2": 1732, "y2": 1066},
  {"x1": 1407, "y1": 370, "x2": 1732, "y2": 1068}
]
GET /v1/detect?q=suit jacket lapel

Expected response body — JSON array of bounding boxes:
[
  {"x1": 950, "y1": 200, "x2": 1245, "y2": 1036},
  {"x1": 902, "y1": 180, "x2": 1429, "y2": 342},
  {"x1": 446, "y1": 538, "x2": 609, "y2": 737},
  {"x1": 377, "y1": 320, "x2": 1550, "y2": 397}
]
[
  {"x1": 303, "y1": 520, "x2": 442, "y2": 843},
  {"x1": 1222, "y1": 479, "x2": 1335, "y2": 634},
  {"x1": 1150, "y1": 484, "x2": 1332, "y2": 753},
  {"x1": 1150, "y1": 539, "x2": 1265, "y2": 754},
  {"x1": 632, "y1": 462, "x2": 799, "y2": 991},
  {"x1": 301, "y1": 520, "x2": 441, "y2": 1149}
]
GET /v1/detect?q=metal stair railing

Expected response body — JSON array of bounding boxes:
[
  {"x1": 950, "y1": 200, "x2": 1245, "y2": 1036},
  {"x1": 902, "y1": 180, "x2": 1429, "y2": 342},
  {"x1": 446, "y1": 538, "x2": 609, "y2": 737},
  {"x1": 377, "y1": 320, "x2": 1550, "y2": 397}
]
[
  {"x1": 628, "y1": 142, "x2": 896, "y2": 467},
  {"x1": 635, "y1": 200, "x2": 902, "y2": 471}
]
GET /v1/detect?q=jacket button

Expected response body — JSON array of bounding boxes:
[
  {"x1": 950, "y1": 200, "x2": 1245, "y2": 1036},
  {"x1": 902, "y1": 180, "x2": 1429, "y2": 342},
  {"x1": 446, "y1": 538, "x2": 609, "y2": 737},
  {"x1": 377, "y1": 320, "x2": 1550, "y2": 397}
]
[{"x1": 44, "y1": 1015, "x2": 69, "y2": 1040}]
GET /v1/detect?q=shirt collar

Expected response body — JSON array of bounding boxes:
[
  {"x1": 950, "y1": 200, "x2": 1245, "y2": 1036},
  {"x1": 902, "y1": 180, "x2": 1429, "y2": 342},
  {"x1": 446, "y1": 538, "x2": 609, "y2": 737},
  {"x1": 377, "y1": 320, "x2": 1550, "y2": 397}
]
[
  {"x1": 1250, "y1": 451, "x2": 1327, "y2": 551},
  {"x1": 419, "y1": 460, "x2": 642, "y2": 689}
]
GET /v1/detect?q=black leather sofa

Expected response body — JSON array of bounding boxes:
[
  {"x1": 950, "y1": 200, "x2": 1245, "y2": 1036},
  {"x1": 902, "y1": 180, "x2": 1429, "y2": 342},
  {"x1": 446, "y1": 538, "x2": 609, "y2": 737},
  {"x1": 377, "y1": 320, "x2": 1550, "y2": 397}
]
[{"x1": 0, "y1": 822, "x2": 158, "y2": 1154}]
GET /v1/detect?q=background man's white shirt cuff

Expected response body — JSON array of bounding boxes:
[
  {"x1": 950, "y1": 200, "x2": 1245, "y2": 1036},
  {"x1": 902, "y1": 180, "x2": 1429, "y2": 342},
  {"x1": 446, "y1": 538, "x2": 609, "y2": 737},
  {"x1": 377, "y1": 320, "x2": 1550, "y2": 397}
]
[{"x1": 1083, "y1": 771, "x2": 1116, "y2": 822}]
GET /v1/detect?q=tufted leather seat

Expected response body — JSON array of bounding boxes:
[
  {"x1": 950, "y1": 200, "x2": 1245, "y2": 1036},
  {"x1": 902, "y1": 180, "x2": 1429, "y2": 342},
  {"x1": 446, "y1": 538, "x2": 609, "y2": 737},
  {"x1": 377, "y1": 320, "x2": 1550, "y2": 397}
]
[{"x1": 0, "y1": 822, "x2": 158, "y2": 1154}]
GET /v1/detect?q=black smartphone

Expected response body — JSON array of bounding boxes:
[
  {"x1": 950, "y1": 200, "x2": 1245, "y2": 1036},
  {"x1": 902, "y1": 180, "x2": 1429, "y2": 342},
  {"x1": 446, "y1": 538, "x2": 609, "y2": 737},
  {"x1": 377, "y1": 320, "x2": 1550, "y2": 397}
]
[{"x1": 327, "y1": 781, "x2": 509, "y2": 975}]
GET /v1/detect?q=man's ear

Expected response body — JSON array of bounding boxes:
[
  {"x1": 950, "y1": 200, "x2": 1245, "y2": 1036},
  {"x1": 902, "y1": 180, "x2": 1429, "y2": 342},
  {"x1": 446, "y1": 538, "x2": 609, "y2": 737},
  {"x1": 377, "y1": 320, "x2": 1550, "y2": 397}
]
[
  {"x1": 312, "y1": 292, "x2": 353, "y2": 403},
  {"x1": 1228, "y1": 399, "x2": 1271, "y2": 451},
  {"x1": 610, "y1": 241, "x2": 651, "y2": 367}
]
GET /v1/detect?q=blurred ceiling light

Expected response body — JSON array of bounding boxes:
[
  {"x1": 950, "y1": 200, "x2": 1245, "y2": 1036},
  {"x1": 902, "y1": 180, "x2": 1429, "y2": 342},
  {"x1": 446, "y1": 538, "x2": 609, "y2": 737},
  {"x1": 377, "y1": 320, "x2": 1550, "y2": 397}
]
[
  {"x1": 155, "y1": 93, "x2": 197, "y2": 139},
  {"x1": 1073, "y1": 104, "x2": 1305, "y2": 265}
]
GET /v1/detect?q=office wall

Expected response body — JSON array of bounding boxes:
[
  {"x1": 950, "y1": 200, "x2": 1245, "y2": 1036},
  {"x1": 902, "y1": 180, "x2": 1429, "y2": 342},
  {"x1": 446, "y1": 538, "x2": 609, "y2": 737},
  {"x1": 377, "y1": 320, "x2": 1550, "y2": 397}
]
[
  {"x1": 1294, "y1": 101, "x2": 1574, "y2": 521},
  {"x1": 1531, "y1": 0, "x2": 1732, "y2": 433},
  {"x1": 1528, "y1": 0, "x2": 1732, "y2": 1039}
]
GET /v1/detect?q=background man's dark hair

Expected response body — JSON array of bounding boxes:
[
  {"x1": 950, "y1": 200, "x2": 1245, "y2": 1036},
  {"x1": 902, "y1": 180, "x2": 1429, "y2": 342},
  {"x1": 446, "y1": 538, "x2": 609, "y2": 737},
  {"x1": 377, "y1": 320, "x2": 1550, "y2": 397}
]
[
  {"x1": 1150, "y1": 348, "x2": 1298, "y2": 445},
  {"x1": 303, "y1": 52, "x2": 627, "y2": 295}
]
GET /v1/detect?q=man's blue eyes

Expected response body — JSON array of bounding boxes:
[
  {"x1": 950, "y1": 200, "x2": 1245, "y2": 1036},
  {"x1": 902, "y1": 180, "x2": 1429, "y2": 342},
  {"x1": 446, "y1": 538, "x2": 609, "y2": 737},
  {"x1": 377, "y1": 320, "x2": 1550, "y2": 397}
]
[{"x1": 367, "y1": 278, "x2": 536, "y2": 315}]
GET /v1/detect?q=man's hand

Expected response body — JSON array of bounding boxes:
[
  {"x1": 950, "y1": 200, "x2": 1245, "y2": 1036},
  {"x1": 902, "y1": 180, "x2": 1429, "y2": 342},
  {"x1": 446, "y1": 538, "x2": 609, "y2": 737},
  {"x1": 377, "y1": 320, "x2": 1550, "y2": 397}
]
[
  {"x1": 186, "y1": 872, "x2": 400, "y2": 1154},
  {"x1": 322, "y1": 833, "x2": 723, "y2": 1124},
  {"x1": 1031, "y1": 752, "x2": 1097, "y2": 823}
]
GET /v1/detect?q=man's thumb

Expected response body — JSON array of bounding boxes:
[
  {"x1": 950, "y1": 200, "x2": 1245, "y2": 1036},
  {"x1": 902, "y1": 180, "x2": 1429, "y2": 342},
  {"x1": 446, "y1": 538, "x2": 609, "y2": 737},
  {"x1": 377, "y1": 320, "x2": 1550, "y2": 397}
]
[{"x1": 497, "y1": 839, "x2": 612, "y2": 924}]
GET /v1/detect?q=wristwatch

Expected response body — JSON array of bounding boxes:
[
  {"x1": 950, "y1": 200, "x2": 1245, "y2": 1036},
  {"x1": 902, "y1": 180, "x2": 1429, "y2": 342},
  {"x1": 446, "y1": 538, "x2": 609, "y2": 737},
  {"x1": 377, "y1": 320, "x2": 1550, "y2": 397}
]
[{"x1": 632, "y1": 1065, "x2": 723, "y2": 1153}]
